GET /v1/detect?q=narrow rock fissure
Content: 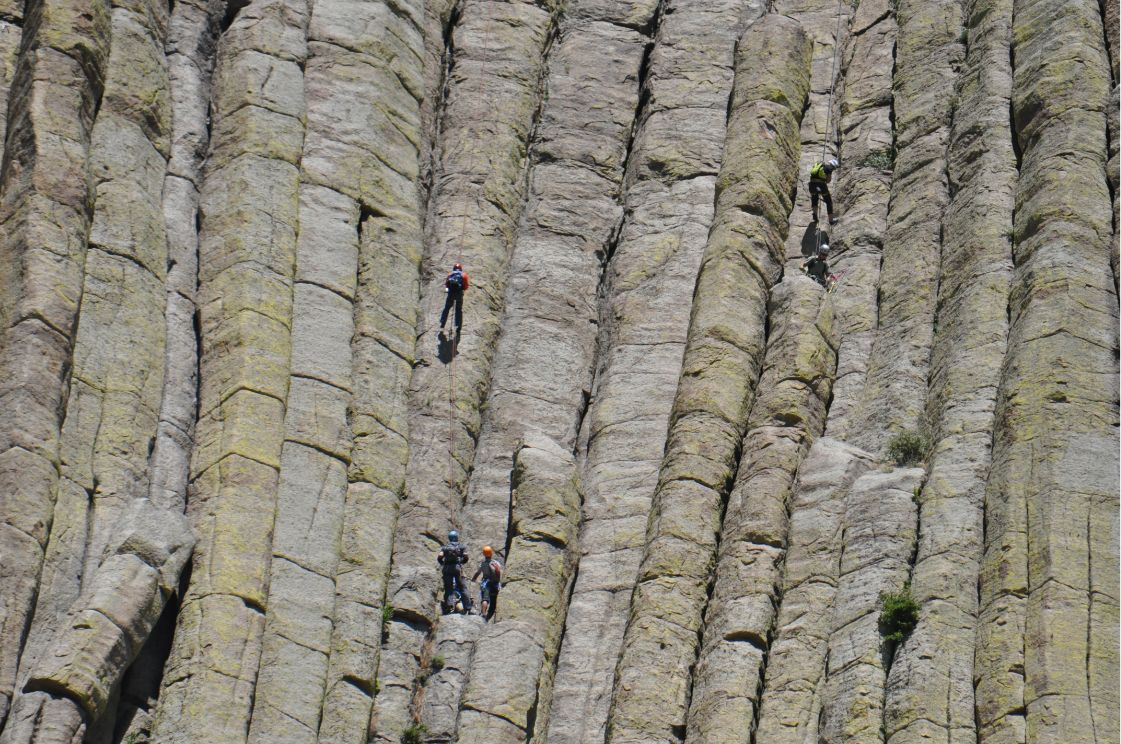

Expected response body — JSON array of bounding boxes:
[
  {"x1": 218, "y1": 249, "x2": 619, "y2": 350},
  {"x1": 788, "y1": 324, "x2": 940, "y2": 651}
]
[
  {"x1": 1085, "y1": 505, "x2": 1098, "y2": 743},
  {"x1": 219, "y1": 0, "x2": 250, "y2": 34},
  {"x1": 1098, "y1": 0, "x2": 1117, "y2": 86}
]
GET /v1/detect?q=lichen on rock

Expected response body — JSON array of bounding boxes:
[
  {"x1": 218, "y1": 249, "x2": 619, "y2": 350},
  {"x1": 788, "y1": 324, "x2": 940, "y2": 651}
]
[{"x1": 0, "y1": 0, "x2": 1116, "y2": 740}]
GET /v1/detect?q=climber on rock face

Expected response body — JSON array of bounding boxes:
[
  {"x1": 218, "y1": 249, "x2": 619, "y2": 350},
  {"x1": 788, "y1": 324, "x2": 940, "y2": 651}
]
[
  {"x1": 438, "y1": 530, "x2": 473, "y2": 614},
  {"x1": 471, "y1": 545, "x2": 503, "y2": 621},
  {"x1": 809, "y1": 158, "x2": 839, "y2": 225},
  {"x1": 439, "y1": 263, "x2": 469, "y2": 334},
  {"x1": 802, "y1": 243, "x2": 831, "y2": 288}
]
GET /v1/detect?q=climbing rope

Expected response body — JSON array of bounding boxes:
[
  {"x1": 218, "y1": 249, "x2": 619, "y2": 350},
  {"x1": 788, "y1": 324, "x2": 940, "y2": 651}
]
[
  {"x1": 815, "y1": 0, "x2": 846, "y2": 254},
  {"x1": 448, "y1": 327, "x2": 457, "y2": 489}
]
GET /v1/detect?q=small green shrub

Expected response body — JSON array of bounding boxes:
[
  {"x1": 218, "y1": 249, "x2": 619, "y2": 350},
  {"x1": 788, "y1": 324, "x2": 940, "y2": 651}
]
[
  {"x1": 401, "y1": 723, "x2": 428, "y2": 744},
  {"x1": 430, "y1": 655, "x2": 446, "y2": 673},
  {"x1": 879, "y1": 582, "x2": 920, "y2": 643},
  {"x1": 886, "y1": 429, "x2": 929, "y2": 466},
  {"x1": 858, "y1": 147, "x2": 894, "y2": 171}
]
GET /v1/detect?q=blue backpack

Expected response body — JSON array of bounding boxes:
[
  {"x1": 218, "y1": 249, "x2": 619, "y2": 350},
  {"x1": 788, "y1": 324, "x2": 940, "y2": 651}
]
[{"x1": 446, "y1": 269, "x2": 465, "y2": 290}]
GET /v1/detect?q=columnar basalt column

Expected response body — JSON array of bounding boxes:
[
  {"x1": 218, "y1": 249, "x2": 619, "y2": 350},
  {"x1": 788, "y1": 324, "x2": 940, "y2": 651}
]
[
  {"x1": 850, "y1": 0, "x2": 963, "y2": 453},
  {"x1": 0, "y1": 0, "x2": 111, "y2": 723},
  {"x1": 546, "y1": 1, "x2": 767, "y2": 739},
  {"x1": 0, "y1": 501, "x2": 193, "y2": 744},
  {"x1": 883, "y1": 0, "x2": 1016, "y2": 740},
  {"x1": 12, "y1": 0, "x2": 173, "y2": 736},
  {"x1": 606, "y1": 16, "x2": 812, "y2": 743},
  {"x1": 820, "y1": 0, "x2": 896, "y2": 441},
  {"x1": 308, "y1": 0, "x2": 428, "y2": 740},
  {"x1": 149, "y1": 0, "x2": 224, "y2": 514},
  {"x1": 371, "y1": 0, "x2": 558, "y2": 738},
  {"x1": 816, "y1": 466, "x2": 922, "y2": 744},
  {"x1": 685, "y1": 276, "x2": 836, "y2": 743},
  {"x1": 976, "y1": 0, "x2": 1119, "y2": 742},
  {"x1": 0, "y1": 0, "x2": 21, "y2": 149},
  {"x1": 772, "y1": 0, "x2": 852, "y2": 268},
  {"x1": 151, "y1": 0, "x2": 308, "y2": 738},
  {"x1": 459, "y1": 1, "x2": 648, "y2": 560},
  {"x1": 751, "y1": 437, "x2": 877, "y2": 744},
  {"x1": 454, "y1": 436, "x2": 581, "y2": 743}
]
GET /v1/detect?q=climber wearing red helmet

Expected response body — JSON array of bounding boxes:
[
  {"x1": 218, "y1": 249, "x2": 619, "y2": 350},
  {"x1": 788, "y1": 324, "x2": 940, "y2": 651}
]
[{"x1": 439, "y1": 263, "x2": 469, "y2": 334}]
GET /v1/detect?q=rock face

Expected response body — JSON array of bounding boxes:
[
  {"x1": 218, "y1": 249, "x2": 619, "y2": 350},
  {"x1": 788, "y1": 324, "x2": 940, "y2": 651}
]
[{"x1": 0, "y1": 0, "x2": 1116, "y2": 741}]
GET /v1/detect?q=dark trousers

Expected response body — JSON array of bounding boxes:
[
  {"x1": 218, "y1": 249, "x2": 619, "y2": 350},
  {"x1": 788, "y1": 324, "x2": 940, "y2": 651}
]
[
  {"x1": 440, "y1": 289, "x2": 463, "y2": 330},
  {"x1": 809, "y1": 180, "x2": 833, "y2": 218},
  {"x1": 442, "y1": 570, "x2": 471, "y2": 611},
  {"x1": 480, "y1": 580, "x2": 499, "y2": 619}
]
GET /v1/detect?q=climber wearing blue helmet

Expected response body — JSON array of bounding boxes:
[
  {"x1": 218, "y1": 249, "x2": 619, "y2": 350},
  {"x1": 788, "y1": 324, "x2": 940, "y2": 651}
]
[{"x1": 437, "y1": 529, "x2": 473, "y2": 614}]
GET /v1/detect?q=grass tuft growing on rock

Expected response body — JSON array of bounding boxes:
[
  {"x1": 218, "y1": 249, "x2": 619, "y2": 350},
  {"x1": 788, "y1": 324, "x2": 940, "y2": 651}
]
[
  {"x1": 430, "y1": 654, "x2": 445, "y2": 673},
  {"x1": 886, "y1": 429, "x2": 929, "y2": 466},
  {"x1": 858, "y1": 147, "x2": 894, "y2": 171},
  {"x1": 879, "y1": 582, "x2": 920, "y2": 643},
  {"x1": 401, "y1": 723, "x2": 427, "y2": 744}
]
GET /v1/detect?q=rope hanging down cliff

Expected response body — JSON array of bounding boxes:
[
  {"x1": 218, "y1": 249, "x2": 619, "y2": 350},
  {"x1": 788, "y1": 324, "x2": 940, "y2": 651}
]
[{"x1": 815, "y1": 0, "x2": 845, "y2": 253}]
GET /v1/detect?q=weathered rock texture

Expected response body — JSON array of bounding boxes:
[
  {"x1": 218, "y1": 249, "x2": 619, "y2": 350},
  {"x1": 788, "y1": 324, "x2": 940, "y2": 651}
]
[
  {"x1": 851, "y1": 0, "x2": 963, "y2": 452},
  {"x1": 607, "y1": 15, "x2": 811, "y2": 743},
  {"x1": 0, "y1": 0, "x2": 1117, "y2": 740},
  {"x1": 884, "y1": 0, "x2": 1015, "y2": 740},
  {"x1": 0, "y1": 0, "x2": 111, "y2": 725},
  {"x1": 685, "y1": 276, "x2": 836, "y2": 743},
  {"x1": 975, "y1": 1, "x2": 1119, "y2": 743},
  {"x1": 455, "y1": 436, "x2": 581, "y2": 743}
]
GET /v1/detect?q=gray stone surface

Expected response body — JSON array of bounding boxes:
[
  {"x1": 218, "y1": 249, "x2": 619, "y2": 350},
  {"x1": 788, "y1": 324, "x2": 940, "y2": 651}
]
[
  {"x1": 3, "y1": 500, "x2": 192, "y2": 743},
  {"x1": 818, "y1": 467, "x2": 921, "y2": 744},
  {"x1": 884, "y1": 0, "x2": 1016, "y2": 740},
  {"x1": 820, "y1": 0, "x2": 896, "y2": 441},
  {"x1": 371, "y1": 0, "x2": 558, "y2": 739},
  {"x1": 850, "y1": 0, "x2": 964, "y2": 454},
  {"x1": 0, "y1": 0, "x2": 1117, "y2": 738},
  {"x1": 0, "y1": 0, "x2": 111, "y2": 725},
  {"x1": 460, "y1": 7, "x2": 647, "y2": 558},
  {"x1": 975, "y1": 1, "x2": 1120, "y2": 742},
  {"x1": 607, "y1": 16, "x2": 812, "y2": 743},
  {"x1": 686, "y1": 277, "x2": 836, "y2": 743},
  {"x1": 753, "y1": 438, "x2": 877, "y2": 743},
  {"x1": 150, "y1": 0, "x2": 308, "y2": 739},
  {"x1": 546, "y1": 1, "x2": 768, "y2": 739},
  {"x1": 455, "y1": 437, "x2": 581, "y2": 743}
]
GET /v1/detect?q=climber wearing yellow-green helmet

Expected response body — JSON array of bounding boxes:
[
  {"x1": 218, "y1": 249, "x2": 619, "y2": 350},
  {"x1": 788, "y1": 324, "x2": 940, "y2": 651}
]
[{"x1": 809, "y1": 158, "x2": 839, "y2": 225}]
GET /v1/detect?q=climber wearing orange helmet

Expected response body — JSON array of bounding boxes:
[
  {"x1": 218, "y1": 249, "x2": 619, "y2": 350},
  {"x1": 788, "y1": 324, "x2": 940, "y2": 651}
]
[
  {"x1": 471, "y1": 545, "x2": 502, "y2": 621},
  {"x1": 439, "y1": 263, "x2": 469, "y2": 334}
]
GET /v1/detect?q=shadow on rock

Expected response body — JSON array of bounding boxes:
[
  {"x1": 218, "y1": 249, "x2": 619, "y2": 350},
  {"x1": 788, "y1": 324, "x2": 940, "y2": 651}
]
[
  {"x1": 437, "y1": 331, "x2": 460, "y2": 364},
  {"x1": 801, "y1": 222, "x2": 827, "y2": 257}
]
